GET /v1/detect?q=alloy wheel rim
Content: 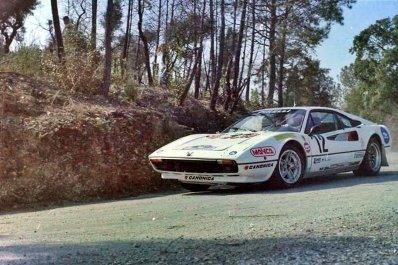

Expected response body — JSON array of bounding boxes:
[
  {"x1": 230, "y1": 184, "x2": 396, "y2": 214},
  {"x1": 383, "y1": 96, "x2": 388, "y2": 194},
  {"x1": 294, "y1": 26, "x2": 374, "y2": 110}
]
[
  {"x1": 279, "y1": 150, "x2": 302, "y2": 184},
  {"x1": 368, "y1": 142, "x2": 381, "y2": 172}
]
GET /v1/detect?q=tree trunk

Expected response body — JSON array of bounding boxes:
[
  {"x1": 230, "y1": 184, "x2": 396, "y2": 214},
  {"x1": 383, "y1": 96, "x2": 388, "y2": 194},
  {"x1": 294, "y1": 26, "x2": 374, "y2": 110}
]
[
  {"x1": 223, "y1": 58, "x2": 234, "y2": 110},
  {"x1": 138, "y1": 0, "x2": 154, "y2": 86},
  {"x1": 121, "y1": 0, "x2": 133, "y2": 77},
  {"x1": 91, "y1": 0, "x2": 97, "y2": 49},
  {"x1": 153, "y1": 0, "x2": 162, "y2": 82},
  {"x1": 194, "y1": 0, "x2": 206, "y2": 99},
  {"x1": 51, "y1": 0, "x2": 64, "y2": 62},
  {"x1": 209, "y1": 0, "x2": 216, "y2": 90},
  {"x1": 231, "y1": 0, "x2": 238, "y2": 59},
  {"x1": 101, "y1": 0, "x2": 114, "y2": 96},
  {"x1": 160, "y1": 0, "x2": 170, "y2": 88},
  {"x1": 277, "y1": 8, "x2": 289, "y2": 107},
  {"x1": 210, "y1": 0, "x2": 225, "y2": 111},
  {"x1": 267, "y1": 0, "x2": 277, "y2": 106},
  {"x1": 179, "y1": 48, "x2": 202, "y2": 106},
  {"x1": 261, "y1": 34, "x2": 266, "y2": 106},
  {"x1": 238, "y1": 22, "x2": 248, "y2": 89},
  {"x1": 230, "y1": 78, "x2": 248, "y2": 114},
  {"x1": 246, "y1": 0, "x2": 256, "y2": 102},
  {"x1": 231, "y1": 0, "x2": 248, "y2": 108},
  {"x1": 3, "y1": 27, "x2": 19, "y2": 54}
]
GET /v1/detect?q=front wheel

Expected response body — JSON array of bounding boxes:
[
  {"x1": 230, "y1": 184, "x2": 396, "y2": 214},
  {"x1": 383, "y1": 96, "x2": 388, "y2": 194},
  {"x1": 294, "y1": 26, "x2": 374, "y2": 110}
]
[
  {"x1": 353, "y1": 137, "x2": 382, "y2": 176},
  {"x1": 180, "y1": 183, "x2": 210, "y2": 192},
  {"x1": 269, "y1": 144, "x2": 305, "y2": 188}
]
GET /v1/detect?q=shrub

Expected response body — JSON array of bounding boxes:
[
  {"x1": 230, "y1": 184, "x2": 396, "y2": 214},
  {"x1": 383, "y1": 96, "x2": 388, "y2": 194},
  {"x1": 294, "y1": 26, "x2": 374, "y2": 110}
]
[
  {"x1": 42, "y1": 50, "x2": 103, "y2": 94},
  {"x1": 0, "y1": 45, "x2": 42, "y2": 76},
  {"x1": 122, "y1": 78, "x2": 139, "y2": 102}
]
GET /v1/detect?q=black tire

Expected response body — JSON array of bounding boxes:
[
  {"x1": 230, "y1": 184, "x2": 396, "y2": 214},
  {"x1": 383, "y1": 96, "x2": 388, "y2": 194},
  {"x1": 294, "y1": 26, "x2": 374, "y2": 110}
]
[
  {"x1": 269, "y1": 144, "x2": 305, "y2": 188},
  {"x1": 180, "y1": 183, "x2": 210, "y2": 192},
  {"x1": 353, "y1": 137, "x2": 382, "y2": 176}
]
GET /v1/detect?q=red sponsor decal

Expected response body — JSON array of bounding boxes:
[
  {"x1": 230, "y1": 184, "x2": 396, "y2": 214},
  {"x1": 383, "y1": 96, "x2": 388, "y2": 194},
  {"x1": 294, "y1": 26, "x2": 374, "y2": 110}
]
[
  {"x1": 304, "y1": 142, "x2": 311, "y2": 153},
  {"x1": 250, "y1": 146, "x2": 276, "y2": 157}
]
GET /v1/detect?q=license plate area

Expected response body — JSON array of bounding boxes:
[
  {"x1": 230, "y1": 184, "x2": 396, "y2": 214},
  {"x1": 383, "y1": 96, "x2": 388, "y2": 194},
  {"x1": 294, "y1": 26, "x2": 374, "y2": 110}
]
[{"x1": 184, "y1": 175, "x2": 215, "y2": 182}]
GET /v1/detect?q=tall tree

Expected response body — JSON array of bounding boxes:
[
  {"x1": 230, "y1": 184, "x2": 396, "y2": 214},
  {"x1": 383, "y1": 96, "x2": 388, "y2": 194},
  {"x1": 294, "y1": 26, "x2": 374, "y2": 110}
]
[
  {"x1": 101, "y1": 0, "x2": 114, "y2": 96},
  {"x1": 179, "y1": 48, "x2": 202, "y2": 106},
  {"x1": 121, "y1": 0, "x2": 134, "y2": 77},
  {"x1": 245, "y1": 0, "x2": 256, "y2": 102},
  {"x1": 277, "y1": 5, "x2": 290, "y2": 107},
  {"x1": 0, "y1": 0, "x2": 38, "y2": 53},
  {"x1": 51, "y1": 0, "x2": 64, "y2": 62},
  {"x1": 208, "y1": 0, "x2": 216, "y2": 90},
  {"x1": 344, "y1": 15, "x2": 398, "y2": 116},
  {"x1": 210, "y1": 0, "x2": 226, "y2": 111},
  {"x1": 153, "y1": 0, "x2": 162, "y2": 82},
  {"x1": 194, "y1": 0, "x2": 207, "y2": 99},
  {"x1": 91, "y1": 0, "x2": 97, "y2": 49},
  {"x1": 231, "y1": 0, "x2": 248, "y2": 101},
  {"x1": 266, "y1": 0, "x2": 277, "y2": 107},
  {"x1": 269, "y1": 0, "x2": 356, "y2": 107},
  {"x1": 137, "y1": 0, "x2": 154, "y2": 86}
]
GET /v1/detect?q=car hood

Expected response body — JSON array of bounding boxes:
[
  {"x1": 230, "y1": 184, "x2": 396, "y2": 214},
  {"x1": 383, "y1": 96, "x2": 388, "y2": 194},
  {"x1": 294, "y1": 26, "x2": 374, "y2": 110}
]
[{"x1": 172, "y1": 131, "x2": 273, "y2": 151}]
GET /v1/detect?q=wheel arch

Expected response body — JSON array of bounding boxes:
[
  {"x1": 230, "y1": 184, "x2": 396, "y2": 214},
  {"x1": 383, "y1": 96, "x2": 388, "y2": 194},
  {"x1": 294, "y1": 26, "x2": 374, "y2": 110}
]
[
  {"x1": 370, "y1": 133, "x2": 382, "y2": 145},
  {"x1": 369, "y1": 133, "x2": 389, "y2": 167},
  {"x1": 282, "y1": 140, "x2": 307, "y2": 169}
]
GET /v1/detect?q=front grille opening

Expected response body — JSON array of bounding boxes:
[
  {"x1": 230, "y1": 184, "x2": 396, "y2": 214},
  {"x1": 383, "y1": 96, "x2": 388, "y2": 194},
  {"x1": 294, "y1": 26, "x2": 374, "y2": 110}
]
[{"x1": 151, "y1": 159, "x2": 238, "y2": 173}]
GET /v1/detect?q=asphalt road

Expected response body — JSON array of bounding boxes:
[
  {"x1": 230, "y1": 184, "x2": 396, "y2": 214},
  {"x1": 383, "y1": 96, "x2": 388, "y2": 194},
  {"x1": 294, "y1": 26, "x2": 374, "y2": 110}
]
[{"x1": 1, "y1": 153, "x2": 398, "y2": 265}]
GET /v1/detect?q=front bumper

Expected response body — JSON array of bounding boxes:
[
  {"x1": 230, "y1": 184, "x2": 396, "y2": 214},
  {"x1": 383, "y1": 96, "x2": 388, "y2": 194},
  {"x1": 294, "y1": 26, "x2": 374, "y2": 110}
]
[{"x1": 160, "y1": 161, "x2": 277, "y2": 185}]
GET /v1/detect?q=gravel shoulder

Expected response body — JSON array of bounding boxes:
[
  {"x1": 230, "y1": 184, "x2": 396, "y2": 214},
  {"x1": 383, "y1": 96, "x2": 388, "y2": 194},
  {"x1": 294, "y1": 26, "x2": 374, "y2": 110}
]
[{"x1": 1, "y1": 153, "x2": 398, "y2": 264}]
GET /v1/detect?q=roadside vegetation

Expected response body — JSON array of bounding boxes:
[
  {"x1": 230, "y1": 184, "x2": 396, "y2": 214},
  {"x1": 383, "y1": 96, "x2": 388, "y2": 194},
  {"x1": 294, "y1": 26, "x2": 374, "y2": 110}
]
[
  {"x1": 340, "y1": 15, "x2": 398, "y2": 146},
  {"x1": 0, "y1": 0, "x2": 355, "y2": 109},
  {"x1": 1, "y1": 0, "x2": 397, "y2": 207}
]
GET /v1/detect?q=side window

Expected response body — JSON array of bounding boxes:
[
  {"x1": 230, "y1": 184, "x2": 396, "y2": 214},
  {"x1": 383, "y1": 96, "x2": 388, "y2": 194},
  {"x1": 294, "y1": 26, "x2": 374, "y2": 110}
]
[
  {"x1": 305, "y1": 111, "x2": 338, "y2": 134},
  {"x1": 336, "y1": 114, "x2": 353, "y2": 129}
]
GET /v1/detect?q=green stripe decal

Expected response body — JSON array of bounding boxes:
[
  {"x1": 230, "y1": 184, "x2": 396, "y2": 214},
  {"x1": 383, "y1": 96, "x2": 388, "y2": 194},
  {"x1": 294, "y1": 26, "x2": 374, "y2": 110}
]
[{"x1": 274, "y1": 133, "x2": 296, "y2": 141}]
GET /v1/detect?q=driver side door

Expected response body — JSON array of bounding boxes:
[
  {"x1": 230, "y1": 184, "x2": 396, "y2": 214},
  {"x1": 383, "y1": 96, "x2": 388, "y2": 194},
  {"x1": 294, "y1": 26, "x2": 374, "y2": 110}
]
[{"x1": 305, "y1": 110, "x2": 361, "y2": 174}]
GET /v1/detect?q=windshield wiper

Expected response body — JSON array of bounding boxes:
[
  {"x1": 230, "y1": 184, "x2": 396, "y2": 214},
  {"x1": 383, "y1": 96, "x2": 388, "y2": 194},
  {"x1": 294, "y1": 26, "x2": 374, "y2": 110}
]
[{"x1": 229, "y1": 127, "x2": 257, "y2": 132}]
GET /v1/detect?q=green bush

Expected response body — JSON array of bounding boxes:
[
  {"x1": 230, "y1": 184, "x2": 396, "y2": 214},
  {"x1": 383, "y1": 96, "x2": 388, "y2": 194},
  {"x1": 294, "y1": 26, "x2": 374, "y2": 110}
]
[
  {"x1": 122, "y1": 79, "x2": 139, "y2": 102},
  {"x1": 42, "y1": 50, "x2": 103, "y2": 94},
  {"x1": 0, "y1": 45, "x2": 42, "y2": 76}
]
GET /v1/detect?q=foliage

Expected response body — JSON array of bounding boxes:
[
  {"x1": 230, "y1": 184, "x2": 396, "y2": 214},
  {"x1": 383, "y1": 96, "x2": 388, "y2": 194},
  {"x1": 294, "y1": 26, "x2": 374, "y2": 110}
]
[
  {"x1": 122, "y1": 79, "x2": 139, "y2": 102},
  {"x1": 0, "y1": 0, "x2": 357, "y2": 109},
  {"x1": 247, "y1": 89, "x2": 262, "y2": 109},
  {"x1": 0, "y1": 0, "x2": 38, "y2": 53},
  {"x1": 0, "y1": 45, "x2": 42, "y2": 76},
  {"x1": 285, "y1": 58, "x2": 339, "y2": 107},
  {"x1": 63, "y1": 23, "x2": 90, "y2": 53},
  {"x1": 100, "y1": 0, "x2": 123, "y2": 34},
  {"x1": 43, "y1": 50, "x2": 102, "y2": 94},
  {"x1": 343, "y1": 15, "x2": 398, "y2": 119}
]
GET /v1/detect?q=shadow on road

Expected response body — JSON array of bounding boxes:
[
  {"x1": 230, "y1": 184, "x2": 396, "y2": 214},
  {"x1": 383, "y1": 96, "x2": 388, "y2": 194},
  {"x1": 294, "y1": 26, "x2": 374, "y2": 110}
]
[
  {"x1": 184, "y1": 170, "x2": 398, "y2": 196},
  {"x1": 1, "y1": 234, "x2": 397, "y2": 265}
]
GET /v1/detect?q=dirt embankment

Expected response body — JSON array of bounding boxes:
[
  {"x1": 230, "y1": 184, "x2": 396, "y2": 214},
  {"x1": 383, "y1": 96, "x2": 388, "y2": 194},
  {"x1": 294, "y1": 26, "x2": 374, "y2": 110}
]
[{"x1": 0, "y1": 72, "x2": 237, "y2": 208}]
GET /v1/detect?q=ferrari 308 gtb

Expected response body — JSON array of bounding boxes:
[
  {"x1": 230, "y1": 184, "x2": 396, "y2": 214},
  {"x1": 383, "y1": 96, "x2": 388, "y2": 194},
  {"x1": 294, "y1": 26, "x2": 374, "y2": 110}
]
[{"x1": 149, "y1": 107, "x2": 391, "y2": 191}]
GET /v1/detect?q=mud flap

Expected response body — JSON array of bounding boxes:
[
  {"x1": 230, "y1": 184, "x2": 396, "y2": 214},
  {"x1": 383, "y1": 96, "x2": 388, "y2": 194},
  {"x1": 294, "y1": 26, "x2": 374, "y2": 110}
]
[{"x1": 381, "y1": 145, "x2": 389, "y2": 166}]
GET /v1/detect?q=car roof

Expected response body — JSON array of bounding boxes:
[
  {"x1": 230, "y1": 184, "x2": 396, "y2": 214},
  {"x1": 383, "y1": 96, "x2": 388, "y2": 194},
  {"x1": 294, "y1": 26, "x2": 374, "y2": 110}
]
[
  {"x1": 253, "y1": 106, "x2": 375, "y2": 125},
  {"x1": 253, "y1": 106, "x2": 339, "y2": 113}
]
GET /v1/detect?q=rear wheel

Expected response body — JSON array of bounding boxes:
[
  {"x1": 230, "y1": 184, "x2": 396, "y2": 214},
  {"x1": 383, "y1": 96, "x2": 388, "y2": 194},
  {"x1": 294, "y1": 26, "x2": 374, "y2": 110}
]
[
  {"x1": 269, "y1": 144, "x2": 305, "y2": 188},
  {"x1": 180, "y1": 183, "x2": 210, "y2": 192},
  {"x1": 353, "y1": 137, "x2": 381, "y2": 176}
]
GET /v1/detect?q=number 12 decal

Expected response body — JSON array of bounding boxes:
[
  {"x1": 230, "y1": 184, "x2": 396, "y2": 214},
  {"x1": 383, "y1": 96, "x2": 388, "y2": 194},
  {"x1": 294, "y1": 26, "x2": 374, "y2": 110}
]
[{"x1": 312, "y1": 135, "x2": 328, "y2": 153}]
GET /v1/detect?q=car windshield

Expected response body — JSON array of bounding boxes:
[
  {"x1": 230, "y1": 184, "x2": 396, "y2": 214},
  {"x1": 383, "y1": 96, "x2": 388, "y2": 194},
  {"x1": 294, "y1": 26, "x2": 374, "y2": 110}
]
[{"x1": 223, "y1": 109, "x2": 306, "y2": 133}]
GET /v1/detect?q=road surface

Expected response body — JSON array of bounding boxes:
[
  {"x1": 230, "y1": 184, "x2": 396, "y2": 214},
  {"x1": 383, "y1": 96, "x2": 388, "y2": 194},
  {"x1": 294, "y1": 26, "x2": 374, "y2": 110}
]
[{"x1": 1, "y1": 153, "x2": 398, "y2": 264}]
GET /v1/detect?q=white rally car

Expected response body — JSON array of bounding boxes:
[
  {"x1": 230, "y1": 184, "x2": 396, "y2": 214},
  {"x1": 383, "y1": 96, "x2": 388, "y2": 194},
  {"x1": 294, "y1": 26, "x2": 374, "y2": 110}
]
[{"x1": 149, "y1": 107, "x2": 392, "y2": 191}]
